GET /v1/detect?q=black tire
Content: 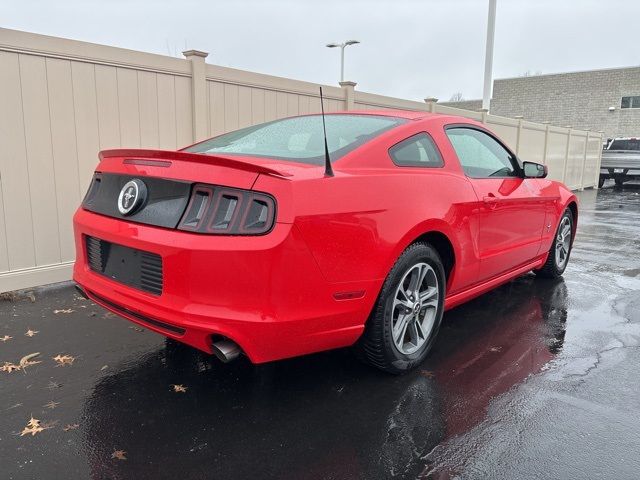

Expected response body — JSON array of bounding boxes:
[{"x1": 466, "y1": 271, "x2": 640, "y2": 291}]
[
  {"x1": 598, "y1": 177, "x2": 605, "y2": 188},
  {"x1": 615, "y1": 178, "x2": 625, "y2": 187},
  {"x1": 356, "y1": 242, "x2": 446, "y2": 374},
  {"x1": 535, "y1": 208, "x2": 574, "y2": 279}
]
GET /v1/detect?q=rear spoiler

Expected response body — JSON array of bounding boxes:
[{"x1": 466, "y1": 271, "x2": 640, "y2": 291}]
[{"x1": 99, "y1": 149, "x2": 292, "y2": 177}]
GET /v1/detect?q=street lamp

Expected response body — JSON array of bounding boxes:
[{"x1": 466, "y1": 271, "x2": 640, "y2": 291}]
[{"x1": 326, "y1": 40, "x2": 360, "y2": 82}]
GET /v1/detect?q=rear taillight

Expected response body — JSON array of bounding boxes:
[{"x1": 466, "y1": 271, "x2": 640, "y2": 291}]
[{"x1": 177, "y1": 184, "x2": 276, "y2": 235}]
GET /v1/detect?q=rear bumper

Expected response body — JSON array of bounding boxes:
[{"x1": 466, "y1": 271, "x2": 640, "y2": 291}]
[{"x1": 73, "y1": 208, "x2": 375, "y2": 363}]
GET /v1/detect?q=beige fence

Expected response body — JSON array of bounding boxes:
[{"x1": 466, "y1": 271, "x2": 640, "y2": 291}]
[{"x1": 0, "y1": 28, "x2": 602, "y2": 292}]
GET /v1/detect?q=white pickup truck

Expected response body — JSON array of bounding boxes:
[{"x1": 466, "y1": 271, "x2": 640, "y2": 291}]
[{"x1": 600, "y1": 137, "x2": 640, "y2": 187}]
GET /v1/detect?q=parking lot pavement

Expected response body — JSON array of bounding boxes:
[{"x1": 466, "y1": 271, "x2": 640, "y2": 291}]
[{"x1": 1, "y1": 186, "x2": 639, "y2": 480}]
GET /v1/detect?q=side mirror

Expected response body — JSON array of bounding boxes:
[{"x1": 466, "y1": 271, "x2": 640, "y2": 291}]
[{"x1": 522, "y1": 161, "x2": 548, "y2": 178}]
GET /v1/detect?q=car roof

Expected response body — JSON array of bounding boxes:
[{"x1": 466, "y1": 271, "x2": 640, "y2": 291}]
[
  {"x1": 327, "y1": 109, "x2": 434, "y2": 120},
  {"x1": 326, "y1": 110, "x2": 485, "y2": 128}
]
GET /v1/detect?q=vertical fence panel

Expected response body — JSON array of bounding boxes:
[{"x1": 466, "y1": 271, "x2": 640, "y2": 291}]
[
  {"x1": 72, "y1": 61, "x2": 101, "y2": 193},
  {"x1": 238, "y1": 86, "x2": 252, "y2": 129},
  {"x1": 95, "y1": 64, "x2": 121, "y2": 150},
  {"x1": 46, "y1": 58, "x2": 82, "y2": 262},
  {"x1": 545, "y1": 128, "x2": 570, "y2": 182},
  {"x1": 19, "y1": 54, "x2": 61, "y2": 266},
  {"x1": 116, "y1": 67, "x2": 141, "y2": 148},
  {"x1": 157, "y1": 73, "x2": 177, "y2": 150},
  {"x1": 175, "y1": 76, "x2": 193, "y2": 147},
  {"x1": 251, "y1": 88, "x2": 265, "y2": 125},
  {"x1": 517, "y1": 123, "x2": 546, "y2": 165},
  {"x1": 0, "y1": 51, "x2": 36, "y2": 271},
  {"x1": 137, "y1": 71, "x2": 160, "y2": 148},
  {"x1": 208, "y1": 81, "x2": 225, "y2": 137}
]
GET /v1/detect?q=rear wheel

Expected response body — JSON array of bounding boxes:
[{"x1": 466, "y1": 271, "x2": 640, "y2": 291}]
[
  {"x1": 356, "y1": 243, "x2": 445, "y2": 374},
  {"x1": 535, "y1": 209, "x2": 573, "y2": 278}
]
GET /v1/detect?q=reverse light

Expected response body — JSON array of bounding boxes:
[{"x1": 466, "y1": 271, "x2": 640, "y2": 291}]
[{"x1": 178, "y1": 184, "x2": 276, "y2": 235}]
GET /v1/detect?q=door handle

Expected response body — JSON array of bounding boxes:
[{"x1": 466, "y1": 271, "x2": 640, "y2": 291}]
[{"x1": 483, "y1": 194, "x2": 499, "y2": 209}]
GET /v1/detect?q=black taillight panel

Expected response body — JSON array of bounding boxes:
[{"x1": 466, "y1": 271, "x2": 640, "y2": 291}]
[{"x1": 178, "y1": 184, "x2": 276, "y2": 235}]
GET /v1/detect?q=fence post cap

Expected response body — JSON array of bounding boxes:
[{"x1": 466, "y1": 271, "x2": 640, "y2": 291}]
[
  {"x1": 182, "y1": 50, "x2": 209, "y2": 59},
  {"x1": 339, "y1": 81, "x2": 357, "y2": 88},
  {"x1": 424, "y1": 97, "x2": 438, "y2": 103}
]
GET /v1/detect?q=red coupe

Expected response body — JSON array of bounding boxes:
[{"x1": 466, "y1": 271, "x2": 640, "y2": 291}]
[{"x1": 73, "y1": 111, "x2": 577, "y2": 373}]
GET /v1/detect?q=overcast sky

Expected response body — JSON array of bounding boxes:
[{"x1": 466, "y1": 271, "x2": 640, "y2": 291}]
[{"x1": 3, "y1": 0, "x2": 639, "y2": 102}]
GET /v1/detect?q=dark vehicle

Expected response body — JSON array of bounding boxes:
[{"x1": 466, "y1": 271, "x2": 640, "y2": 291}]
[{"x1": 599, "y1": 137, "x2": 640, "y2": 187}]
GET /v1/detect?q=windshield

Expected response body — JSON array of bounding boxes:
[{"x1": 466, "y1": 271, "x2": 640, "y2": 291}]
[
  {"x1": 183, "y1": 114, "x2": 406, "y2": 164},
  {"x1": 608, "y1": 139, "x2": 640, "y2": 151}
]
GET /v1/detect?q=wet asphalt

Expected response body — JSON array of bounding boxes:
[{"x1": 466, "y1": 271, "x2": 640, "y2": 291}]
[{"x1": 1, "y1": 185, "x2": 639, "y2": 480}]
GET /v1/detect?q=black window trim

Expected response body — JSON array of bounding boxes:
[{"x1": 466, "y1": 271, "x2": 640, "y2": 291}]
[
  {"x1": 388, "y1": 131, "x2": 445, "y2": 169},
  {"x1": 443, "y1": 123, "x2": 524, "y2": 179}
]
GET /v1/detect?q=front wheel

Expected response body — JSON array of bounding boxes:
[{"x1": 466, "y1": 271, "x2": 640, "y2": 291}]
[
  {"x1": 356, "y1": 243, "x2": 446, "y2": 374},
  {"x1": 535, "y1": 208, "x2": 574, "y2": 278}
]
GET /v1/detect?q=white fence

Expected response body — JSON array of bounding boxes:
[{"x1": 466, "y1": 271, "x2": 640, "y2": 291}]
[{"x1": 0, "y1": 28, "x2": 602, "y2": 292}]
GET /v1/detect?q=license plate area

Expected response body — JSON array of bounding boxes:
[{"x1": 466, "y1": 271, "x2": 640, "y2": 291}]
[{"x1": 85, "y1": 236, "x2": 163, "y2": 295}]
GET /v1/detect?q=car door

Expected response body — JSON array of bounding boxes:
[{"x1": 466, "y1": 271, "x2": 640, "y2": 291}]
[{"x1": 445, "y1": 126, "x2": 546, "y2": 282}]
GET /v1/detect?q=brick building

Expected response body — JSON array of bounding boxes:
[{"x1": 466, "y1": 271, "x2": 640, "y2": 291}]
[{"x1": 441, "y1": 66, "x2": 640, "y2": 139}]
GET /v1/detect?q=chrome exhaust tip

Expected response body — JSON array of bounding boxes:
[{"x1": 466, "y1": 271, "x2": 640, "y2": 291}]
[{"x1": 212, "y1": 339, "x2": 241, "y2": 363}]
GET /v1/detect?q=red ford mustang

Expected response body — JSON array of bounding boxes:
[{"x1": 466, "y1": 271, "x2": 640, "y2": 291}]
[{"x1": 73, "y1": 111, "x2": 577, "y2": 373}]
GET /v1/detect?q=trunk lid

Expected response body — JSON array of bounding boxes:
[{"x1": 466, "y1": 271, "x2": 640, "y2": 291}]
[{"x1": 83, "y1": 149, "x2": 296, "y2": 229}]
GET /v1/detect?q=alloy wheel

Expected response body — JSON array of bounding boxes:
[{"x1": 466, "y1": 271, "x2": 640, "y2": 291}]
[
  {"x1": 391, "y1": 262, "x2": 439, "y2": 355},
  {"x1": 555, "y1": 216, "x2": 572, "y2": 269}
]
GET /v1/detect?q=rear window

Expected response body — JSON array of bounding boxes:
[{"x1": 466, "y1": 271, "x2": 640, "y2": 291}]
[
  {"x1": 184, "y1": 114, "x2": 406, "y2": 164},
  {"x1": 608, "y1": 139, "x2": 640, "y2": 151}
]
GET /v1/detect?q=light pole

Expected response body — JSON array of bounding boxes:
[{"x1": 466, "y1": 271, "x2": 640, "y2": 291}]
[
  {"x1": 482, "y1": 0, "x2": 497, "y2": 111},
  {"x1": 326, "y1": 40, "x2": 360, "y2": 82}
]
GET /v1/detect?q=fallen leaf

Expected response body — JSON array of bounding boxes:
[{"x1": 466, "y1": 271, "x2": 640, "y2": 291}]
[
  {"x1": 420, "y1": 370, "x2": 435, "y2": 378},
  {"x1": 100, "y1": 365, "x2": 108, "y2": 371},
  {"x1": 43, "y1": 401, "x2": 60, "y2": 410},
  {"x1": 111, "y1": 450, "x2": 127, "y2": 461},
  {"x1": 19, "y1": 352, "x2": 41, "y2": 368},
  {"x1": 490, "y1": 346, "x2": 503, "y2": 352},
  {"x1": 46, "y1": 381, "x2": 62, "y2": 390},
  {"x1": 53, "y1": 354, "x2": 75, "y2": 367},
  {"x1": 63, "y1": 423, "x2": 79, "y2": 432},
  {"x1": 1, "y1": 362, "x2": 21, "y2": 373},
  {"x1": 27, "y1": 417, "x2": 40, "y2": 428},
  {"x1": 54, "y1": 309, "x2": 74, "y2": 314},
  {"x1": 25, "y1": 329, "x2": 39, "y2": 337},
  {"x1": 171, "y1": 384, "x2": 188, "y2": 393},
  {"x1": 0, "y1": 335, "x2": 12, "y2": 342},
  {"x1": 20, "y1": 416, "x2": 49, "y2": 436}
]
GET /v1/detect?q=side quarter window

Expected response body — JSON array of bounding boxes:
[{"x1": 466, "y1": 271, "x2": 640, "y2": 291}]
[
  {"x1": 446, "y1": 127, "x2": 518, "y2": 178},
  {"x1": 389, "y1": 133, "x2": 444, "y2": 168}
]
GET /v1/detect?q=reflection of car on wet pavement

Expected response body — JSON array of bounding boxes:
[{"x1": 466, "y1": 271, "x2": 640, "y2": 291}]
[
  {"x1": 81, "y1": 276, "x2": 569, "y2": 480},
  {"x1": 73, "y1": 111, "x2": 578, "y2": 373}
]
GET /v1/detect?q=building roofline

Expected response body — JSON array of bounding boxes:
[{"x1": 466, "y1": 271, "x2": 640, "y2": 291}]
[{"x1": 496, "y1": 64, "x2": 640, "y2": 82}]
